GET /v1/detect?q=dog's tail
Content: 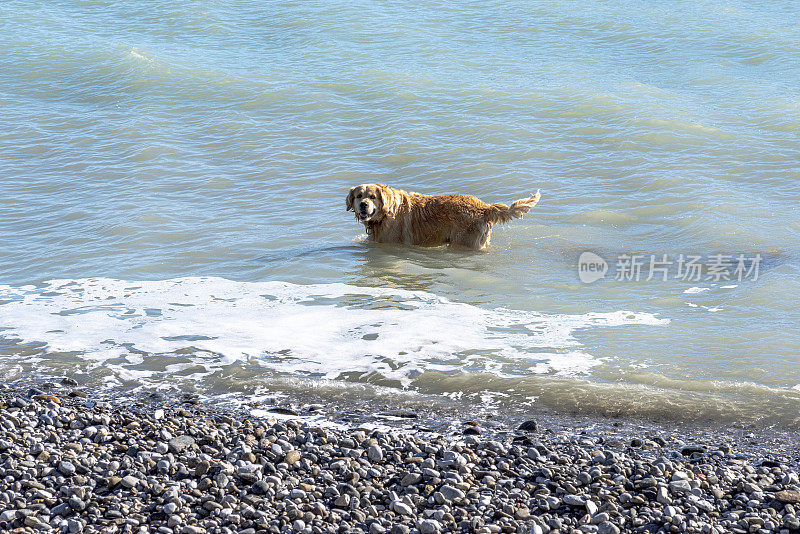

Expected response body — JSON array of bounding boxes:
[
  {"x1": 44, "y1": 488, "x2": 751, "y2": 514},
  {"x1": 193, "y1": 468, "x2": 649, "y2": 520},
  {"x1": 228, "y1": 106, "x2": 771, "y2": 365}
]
[{"x1": 484, "y1": 190, "x2": 541, "y2": 225}]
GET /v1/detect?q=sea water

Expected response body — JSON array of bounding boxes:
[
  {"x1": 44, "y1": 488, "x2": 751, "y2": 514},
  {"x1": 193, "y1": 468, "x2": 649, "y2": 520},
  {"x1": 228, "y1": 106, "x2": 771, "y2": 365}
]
[{"x1": 1, "y1": 0, "x2": 799, "y2": 427}]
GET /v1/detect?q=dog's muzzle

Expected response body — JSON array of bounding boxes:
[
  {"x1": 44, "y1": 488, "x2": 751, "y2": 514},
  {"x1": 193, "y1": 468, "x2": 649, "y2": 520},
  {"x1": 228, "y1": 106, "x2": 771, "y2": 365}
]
[{"x1": 358, "y1": 203, "x2": 375, "y2": 221}]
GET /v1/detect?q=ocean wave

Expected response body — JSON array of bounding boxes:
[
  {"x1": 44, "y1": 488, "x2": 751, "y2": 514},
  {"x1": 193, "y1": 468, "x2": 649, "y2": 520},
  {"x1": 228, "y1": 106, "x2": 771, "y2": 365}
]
[{"x1": 0, "y1": 277, "x2": 667, "y2": 389}]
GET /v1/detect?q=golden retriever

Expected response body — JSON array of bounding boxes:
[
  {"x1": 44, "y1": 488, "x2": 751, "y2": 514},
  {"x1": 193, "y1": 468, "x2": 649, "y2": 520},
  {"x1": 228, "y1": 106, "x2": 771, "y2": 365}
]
[{"x1": 346, "y1": 184, "x2": 541, "y2": 250}]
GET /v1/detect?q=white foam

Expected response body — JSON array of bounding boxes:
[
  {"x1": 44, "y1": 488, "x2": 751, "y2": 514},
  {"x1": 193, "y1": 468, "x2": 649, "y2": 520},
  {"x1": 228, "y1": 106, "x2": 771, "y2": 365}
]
[
  {"x1": 128, "y1": 47, "x2": 154, "y2": 64},
  {"x1": 0, "y1": 277, "x2": 668, "y2": 387},
  {"x1": 684, "y1": 287, "x2": 710, "y2": 294}
]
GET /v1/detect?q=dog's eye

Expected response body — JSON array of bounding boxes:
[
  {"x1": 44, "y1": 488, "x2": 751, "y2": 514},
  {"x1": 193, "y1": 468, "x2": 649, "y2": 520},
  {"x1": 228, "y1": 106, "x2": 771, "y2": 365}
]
[
  {"x1": 356, "y1": 194, "x2": 362, "y2": 198},
  {"x1": 369, "y1": 194, "x2": 376, "y2": 199}
]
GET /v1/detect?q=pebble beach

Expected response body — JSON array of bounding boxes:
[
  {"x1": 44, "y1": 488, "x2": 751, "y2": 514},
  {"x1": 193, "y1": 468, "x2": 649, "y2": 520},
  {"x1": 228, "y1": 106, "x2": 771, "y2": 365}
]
[
  {"x1": 3, "y1": 2, "x2": 800, "y2": 533},
  {"x1": 1, "y1": 381, "x2": 799, "y2": 534}
]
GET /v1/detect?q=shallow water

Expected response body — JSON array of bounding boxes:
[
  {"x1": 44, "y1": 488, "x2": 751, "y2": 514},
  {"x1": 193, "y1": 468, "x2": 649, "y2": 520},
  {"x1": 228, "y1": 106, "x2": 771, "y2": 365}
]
[{"x1": 1, "y1": 0, "x2": 799, "y2": 427}]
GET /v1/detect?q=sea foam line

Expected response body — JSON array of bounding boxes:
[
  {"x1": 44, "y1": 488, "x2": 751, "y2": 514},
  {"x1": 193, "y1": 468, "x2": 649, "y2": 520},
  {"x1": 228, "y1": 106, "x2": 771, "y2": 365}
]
[{"x1": 0, "y1": 277, "x2": 668, "y2": 386}]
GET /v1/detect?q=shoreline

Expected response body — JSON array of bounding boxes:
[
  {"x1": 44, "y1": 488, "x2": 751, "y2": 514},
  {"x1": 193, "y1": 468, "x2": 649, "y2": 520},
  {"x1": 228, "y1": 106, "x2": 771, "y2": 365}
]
[{"x1": 0, "y1": 380, "x2": 799, "y2": 534}]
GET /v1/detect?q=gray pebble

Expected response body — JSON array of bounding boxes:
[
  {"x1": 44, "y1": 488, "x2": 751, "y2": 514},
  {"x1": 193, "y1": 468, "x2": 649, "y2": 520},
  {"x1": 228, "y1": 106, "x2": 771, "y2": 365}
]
[
  {"x1": 58, "y1": 460, "x2": 76, "y2": 476},
  {"x1": 563, "y1": 494, "x2": 586, "y2": 506},
  {"x1": 368, "y1": 443, "x2": 384, "y2": 462},
  {"x1": 168, "y1": 435, "x2": 195, "y2": 453},
  {"x1": 393, "y1": 501, "x2": 414, "y2": 515},
  {"x1": 419, "y1": 519, "x2": 441, "y2": 534},
  {"x1": 597, "y1": 521, "x2": 620, "y2": 534}
]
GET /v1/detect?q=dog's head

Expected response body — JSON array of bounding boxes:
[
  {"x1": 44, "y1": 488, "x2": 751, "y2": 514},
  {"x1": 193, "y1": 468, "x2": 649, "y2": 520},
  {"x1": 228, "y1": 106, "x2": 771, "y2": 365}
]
[{"x1": 346, "y1": 184, "x2": 400, "y2": 222}]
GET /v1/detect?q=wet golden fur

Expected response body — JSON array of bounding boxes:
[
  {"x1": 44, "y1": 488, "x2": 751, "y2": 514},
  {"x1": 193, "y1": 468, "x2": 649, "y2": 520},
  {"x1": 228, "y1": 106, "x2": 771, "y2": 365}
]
[{"x1": 346, "y1": 184, "x2": 541, "y2": 250}]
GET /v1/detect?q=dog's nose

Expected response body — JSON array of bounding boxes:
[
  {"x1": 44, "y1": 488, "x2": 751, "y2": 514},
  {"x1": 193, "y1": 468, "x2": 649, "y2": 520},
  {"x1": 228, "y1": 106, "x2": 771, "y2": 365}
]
[{"x1": 359, "y1": 201, "x2": 368, "y2": 210}]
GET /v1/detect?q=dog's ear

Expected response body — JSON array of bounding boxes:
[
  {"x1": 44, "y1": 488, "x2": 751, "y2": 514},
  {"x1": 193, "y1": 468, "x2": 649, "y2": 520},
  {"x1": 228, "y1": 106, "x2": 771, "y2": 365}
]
[
  {"x1": 377, "y1": 184, "x2": 399, "y2": 216},
  {"x1": 346, "y1": 187, "x2": 356, "y2": 211}
]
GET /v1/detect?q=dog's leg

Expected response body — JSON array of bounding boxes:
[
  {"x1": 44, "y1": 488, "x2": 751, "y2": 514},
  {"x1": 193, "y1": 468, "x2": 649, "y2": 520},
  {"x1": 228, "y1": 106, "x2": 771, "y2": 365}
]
[
  {"x1": 482, "y1": 228, "x2": 492, "y2": 248},
  {"x1": 451, "y1": 222, "x2": 491, "y2": 250}
]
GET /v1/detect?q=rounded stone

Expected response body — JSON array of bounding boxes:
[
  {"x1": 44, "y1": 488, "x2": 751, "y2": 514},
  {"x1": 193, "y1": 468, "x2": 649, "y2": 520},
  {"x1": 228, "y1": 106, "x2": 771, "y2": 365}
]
[
  {"x1": 419, "y1": 519, "x2": 441, "y2": 534},
  {"x1": 58, "y1": 460, "x2": 76, "y2": 476},
  {"x1": 284, "y1": 450, "x2": 301, "y2": 465},
  {"x1": 368, "y1": 444, "x2": 384, "y2": 462}
]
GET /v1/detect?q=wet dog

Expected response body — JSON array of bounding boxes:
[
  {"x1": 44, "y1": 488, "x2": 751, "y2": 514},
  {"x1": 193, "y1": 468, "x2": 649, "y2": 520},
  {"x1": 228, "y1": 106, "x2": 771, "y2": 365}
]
[{"x1": 346, "y1": 184, "x2": 541, "y2": 250}]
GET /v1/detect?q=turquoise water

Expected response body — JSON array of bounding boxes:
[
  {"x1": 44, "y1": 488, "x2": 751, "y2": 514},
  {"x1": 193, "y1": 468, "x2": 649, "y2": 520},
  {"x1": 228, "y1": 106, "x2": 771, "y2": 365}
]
[{"x1": 1, "y1": 1, "x2": 799, "y2": 426}]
